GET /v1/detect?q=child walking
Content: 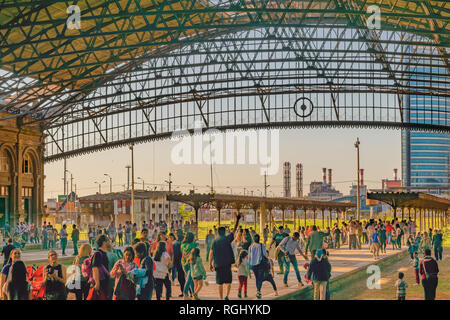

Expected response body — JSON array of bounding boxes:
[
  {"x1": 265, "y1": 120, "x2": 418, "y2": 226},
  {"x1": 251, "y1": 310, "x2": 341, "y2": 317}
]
[
  {"x1": 237, "y1": 250, "x2": 250, "y2": 298},
  {"x1": 395, "y1": 272, "x2": 408, "y2": 300},
  {"x1": 189, "y1": 247, "x2": 206, "y2": 300}
]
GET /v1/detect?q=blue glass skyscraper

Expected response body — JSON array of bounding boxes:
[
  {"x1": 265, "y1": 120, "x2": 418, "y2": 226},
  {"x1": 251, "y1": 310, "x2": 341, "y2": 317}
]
[{"x1": 402, "y1": 63, "x2": 450, "y2": 196}]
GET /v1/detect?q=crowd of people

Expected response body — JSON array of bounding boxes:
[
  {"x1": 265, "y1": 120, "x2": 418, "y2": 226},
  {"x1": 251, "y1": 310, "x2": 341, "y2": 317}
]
[{"x1": 0, "y1": 215, "x2": 445, "y2": 300}]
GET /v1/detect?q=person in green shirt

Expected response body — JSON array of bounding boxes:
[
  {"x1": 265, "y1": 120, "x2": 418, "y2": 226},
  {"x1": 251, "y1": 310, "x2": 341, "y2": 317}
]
[
  {"x1": 181, "y1": 232, "x2": 197, "y2": 299},
  {"x1": 432, "y1": 229, "x2": 443, "y2": 261},
  {"x1": 105, "y1": 240, "x2": 119, "y2": 300},
  {"x1": 269, "y1": 226, "x2": 289, "y2": 274},
  {"x1": 189, "y1": 247, "x2": 206, "y2": 300},
  {"x1": 205, "y1": 230, "x2": 215, "y2": 260},
  {"x1": 306, "y1": 225, "x2": 326, "y2": 259},
  {"x1": 71, "y1": 224, "x2": 80, "y2": 256}
]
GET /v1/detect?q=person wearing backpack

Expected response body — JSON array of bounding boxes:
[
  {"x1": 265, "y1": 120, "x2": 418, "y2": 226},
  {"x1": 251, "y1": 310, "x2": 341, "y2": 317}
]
[
  {"x1": 419, "y1": 248, "x2": 439, "y2": 300},
  {"x1": 307, "y1": 249, "x2": 332, "y2": 300},
  {"x1": 134, "y1": 242, "x2": 154, "y2": 300},
  {"x1": 86, "y1": 234, "x2": 111, "y2": 300}
]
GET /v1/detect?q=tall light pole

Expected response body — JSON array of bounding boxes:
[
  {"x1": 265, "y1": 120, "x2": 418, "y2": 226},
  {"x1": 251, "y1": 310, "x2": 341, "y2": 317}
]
[
  {"x1": 65, "y1": 169, "x2": 73, "y2": 223},
  {"x1": 164, "y1": 172, "x2": 173, "y2": 231},
  {"x1": 129, "y1": 144, "x2": 135, "y2": 224},
  {"x1": 104, "y1": 173, "x2": 112, "y2": 193},
  {"x1": 125, "y1": 165, "x2": 131, "y2": 190},
  {"x1": 355, "y1": 137, "x2": 361, "y2": 220},
  {"x1": 94, "y1": 181, "x2": 105, "y2": 194}
]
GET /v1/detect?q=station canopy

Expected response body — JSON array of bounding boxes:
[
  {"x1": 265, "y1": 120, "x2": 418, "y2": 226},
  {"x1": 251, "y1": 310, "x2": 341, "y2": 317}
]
[
  {"x1": 367, "y1": 192, "x2": 450, "y2": 210},
  {"x1": 1, "y1": 0, "x2": 449, "y2": 123}
]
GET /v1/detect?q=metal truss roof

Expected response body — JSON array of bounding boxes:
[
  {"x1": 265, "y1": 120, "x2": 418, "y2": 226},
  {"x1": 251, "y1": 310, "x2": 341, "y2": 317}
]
[{"x1": 0, "y1": 0, "x2": 449, "y2": 160}]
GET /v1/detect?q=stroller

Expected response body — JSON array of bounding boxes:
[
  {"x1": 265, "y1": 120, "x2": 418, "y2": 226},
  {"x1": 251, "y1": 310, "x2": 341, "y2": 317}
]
[{"x1": 27, "y1": 265, "x2": 46, "y2": 300}]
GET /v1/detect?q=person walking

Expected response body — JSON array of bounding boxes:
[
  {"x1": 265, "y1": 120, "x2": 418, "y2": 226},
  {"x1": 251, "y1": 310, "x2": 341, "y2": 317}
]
[
  {"x1": 248, "y1": 234, "x2": 269, "y2": 299},
  {"x1": 169, "y1": 233, "x2": 185, "y2": 297},
  {"x1": 1, "y1": 238, "x2": 15, "y2": 267},
  {"x1": 277, "y1": 232, "x2": 308, "y2": 288},
  {"x1": 134, "y1": 242, "x2": 154, "y2": 300},
  {"x1": 305, "y1": 225, "x2": 324, "y2": 259},
  {"x1": 205, "y1": 230, "x2": 215, "y2": 260},
  {"x1": 71, "y1": 224, "x2": 79, "y2": 256},
  {"x1": 412, "y1": 252, "x2": 420, "y2": 285},
  {"x1": 432, "y1": 230, "x2": 443, "y2": 261},
  {"x1": 208, "y1": 214, "x2": 241, "y2": 300},
  {"x1": 181, "y1": 232, "x2": 197, "y2": 299},
  {"x1": 71, "y1": 243, "x2": 92, "y2": 300},
  {"x1": 153, "y1": 242, "x2": 172, "y2": 300},
  {"x1": 190, "y1": 247, "x2": 206, "y2": 300},
  {"x1": 306, "y1": 249, "x2": 332, "y2": 300},
  {"x1": 236, "y1": 250, "x2": 250, "y2": 299},
  {"x1": 370, "y1": 228, "x2": 381, "y2": 260},
  {"x1": 419, "y1": 248, "x2": 439, "y2": 300},
  {"x1": 395, "y1": 272, "x2": 408, "y2": 300},
  {"x1": 269, "y1": 226, "x2": 289, "y2": 274},
  {"x1": 89, "y1": 234, "x2": 111, "y2": 300},
  {"x1": 110, "y1": 246, "x2": 138, "y2": 300},
  {"x1": 59, "y1": 225, "x2": 68, "y2": 256}
]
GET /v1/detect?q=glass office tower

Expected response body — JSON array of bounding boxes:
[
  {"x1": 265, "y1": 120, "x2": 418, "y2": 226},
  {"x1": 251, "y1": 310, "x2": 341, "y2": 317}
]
[{"x1": 402, "y1": 62, "x2": 450, "y2": 196}]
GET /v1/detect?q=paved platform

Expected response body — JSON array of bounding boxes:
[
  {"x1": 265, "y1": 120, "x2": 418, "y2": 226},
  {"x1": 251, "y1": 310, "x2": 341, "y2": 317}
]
[{"x1": 20, "y1": 243, "x2": 405, "y2": 300}]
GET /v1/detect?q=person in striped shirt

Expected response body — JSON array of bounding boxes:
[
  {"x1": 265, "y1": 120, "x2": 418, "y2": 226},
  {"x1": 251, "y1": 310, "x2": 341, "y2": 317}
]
[{"x1": 395, "y1": 272, "x2": 408, "y2": 300}]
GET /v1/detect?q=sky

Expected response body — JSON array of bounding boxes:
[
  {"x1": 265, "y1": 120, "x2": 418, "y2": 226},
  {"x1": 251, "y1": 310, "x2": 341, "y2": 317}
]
[{"x1": 43, "y1": 127, "x2": 401, "y2": 199}]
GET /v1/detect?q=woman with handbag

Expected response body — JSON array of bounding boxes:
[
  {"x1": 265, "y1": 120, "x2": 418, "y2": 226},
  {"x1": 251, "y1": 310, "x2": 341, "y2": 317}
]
[
  {"x1": 110, "y1": 246, "x2": 138, "y2": 300},
  {"x1": 43, "y1": 251, "x2": 67, "y2": 300},
  {"x1": 248, "y1": 234, "x2": 269, "y2": 299},
  {"x1": 153, "y1": 241, "x2": 172, "y2": 300}
]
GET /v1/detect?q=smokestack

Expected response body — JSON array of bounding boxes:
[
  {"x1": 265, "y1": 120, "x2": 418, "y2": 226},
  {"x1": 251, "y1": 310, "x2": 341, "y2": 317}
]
[
  {"x1": 328, "y1": 169, "x2": 332, "y2": 186},
  {"x1": 360, "y1": 169, "x2": 364, "y2": 185},
  {"x1": 393, "y1": 168, "x2": 398, "y2": 181},
  {"x1": 296, "y1": 163, "x2": 303, "y2": 198},
  {"x1": 283, "y1": 162, "x2": 291, "y2": 198},
  {"x1": 322, "y1": 168, "x2": 327, "y2": 185}
]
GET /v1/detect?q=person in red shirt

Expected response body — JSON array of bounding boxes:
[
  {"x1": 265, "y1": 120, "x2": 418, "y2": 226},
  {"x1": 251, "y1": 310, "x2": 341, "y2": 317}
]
[{"x1": 151, "y1": 232, "x2": 173, "y2": 258}]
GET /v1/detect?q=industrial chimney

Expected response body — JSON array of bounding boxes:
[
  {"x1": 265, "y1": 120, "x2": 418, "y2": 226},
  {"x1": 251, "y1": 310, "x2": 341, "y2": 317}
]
[
  {"x1": 296, "y1": 163, "x2": 303, "y2": 198},
  {"x1": 322, "y1": 168, "x2": 327, "y2": 185},
  {"x1": 328, "y1": 169, "x2": 332, "y2": 186},
  {"x1": 360, "y1": 169, "x2": 364, "y2": 185},
  {"x1": 393, "y1": 168, "x2": 398, "y2": 181},
  {"x1": 283, "y1": 162, "x2": 291, "y2": 198}
]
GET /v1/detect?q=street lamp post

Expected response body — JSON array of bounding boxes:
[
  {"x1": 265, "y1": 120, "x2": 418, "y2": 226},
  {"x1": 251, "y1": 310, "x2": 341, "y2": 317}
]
[
  {"x1": 354, "y1": 137, "x2": 361, "y2": 220},
  {"x1": 104, "y1": 173, "x2": 112, "y2": 193},
  {"x1": 129, "y1": 144, "x2": 135, "y2": 224},
  {"x1": 188, "y1": 182, "x2": 195, "y2": 193},
  {"x1": 94, "y1": 181, "x2": 105, "y2": 194}
]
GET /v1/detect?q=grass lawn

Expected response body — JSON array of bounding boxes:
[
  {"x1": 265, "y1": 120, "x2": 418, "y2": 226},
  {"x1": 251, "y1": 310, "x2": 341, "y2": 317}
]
[{"x1": 333, "y1": 246, "x2": 449, "y2": 300}]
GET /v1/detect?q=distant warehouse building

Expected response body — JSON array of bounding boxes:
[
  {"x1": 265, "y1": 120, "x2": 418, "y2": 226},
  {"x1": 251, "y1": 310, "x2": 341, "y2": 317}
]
[{"x1": 78, "y1": 190, "x2": 181, "y2": 228}]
